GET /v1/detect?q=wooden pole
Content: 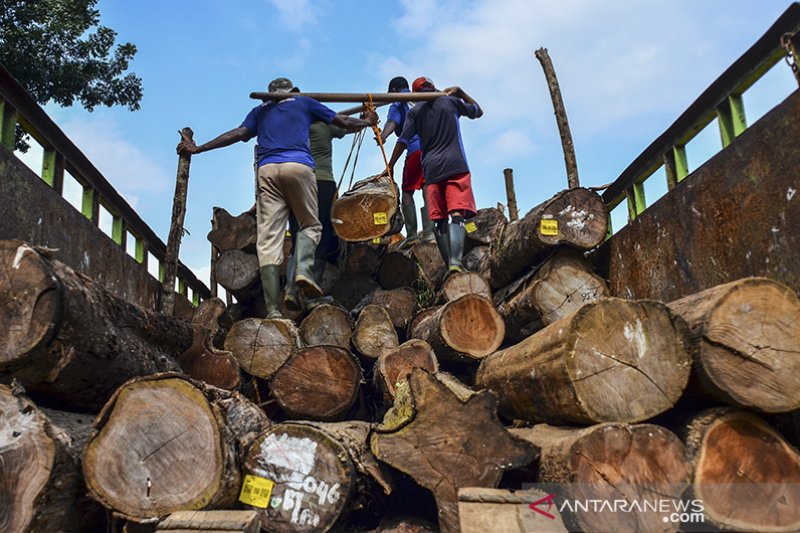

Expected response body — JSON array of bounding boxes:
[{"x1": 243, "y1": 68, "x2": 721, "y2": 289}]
[
  {"x1": 163, "y1": 127, "x2": 194, "y2": 314},
  {"x1": 502, "y1": 168, "x2": 519, "y2": 221},
  {"x1": 339, "y1": 101, "x2": 391, "y2": 116},
  {"x1": 535, "y1": 48, "x2": 580, "y2": 188},
  {"x1": 250, "y1": 91, "x2": 449, "y2": 102},
  {"x1": 209, "y1": 245, "x2": 219, "y2": 298}
]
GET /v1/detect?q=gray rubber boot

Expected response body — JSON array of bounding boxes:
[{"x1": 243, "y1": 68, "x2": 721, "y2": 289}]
[
  {"x1": 402, "y1": 203, "x2": 419, "y2": 240},
  {"x1": 294, "y1": 232, "x2": 323, "y2": 299},
  {"x1": 283, "y1": 255, "x2": 302, "y2": 312},
  {"x1": 448, "y1": 222, "x2": 466, "y2": 273},
  {"x1": 435, "y1": 224, "x2": 451, "y2": 266},
  {"x1": 259, "y1": 265, "x2": 283, "y2": 318},
  {"x1": 304, "y1": 257, "x2": 334, "y2": 311},
  {"x1": 420, "y1": 205, "x2": 436, "y2": 243}
]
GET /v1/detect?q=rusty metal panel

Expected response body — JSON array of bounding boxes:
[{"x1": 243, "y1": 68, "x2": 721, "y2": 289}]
[{"x1": 596, "y1": 89, "x2": 800, "y2": 302}]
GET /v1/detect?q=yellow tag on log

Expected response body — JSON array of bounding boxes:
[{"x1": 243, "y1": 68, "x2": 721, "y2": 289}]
[
  {"x1": 465, "y1": 221, "x2": 478, "y2": 233},
  {"x1": 239, "y1": 474, "x2": 274, "y2": 508},
  {"x1": 285, "y1": 230, "x2": 292, "y2": 238},
  {"x1": 374, "y1": 212, "x2": 388, "y2": 225},
  {"x1": 540, "y1": 219, "x2": 559, "y2": 236},
  {"x1": 372, "y1": 237, "x2": 381, "y2": 244}
]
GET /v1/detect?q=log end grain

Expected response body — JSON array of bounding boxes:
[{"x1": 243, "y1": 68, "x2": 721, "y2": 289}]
[
  {"x1": 332, "y1": 180, "x2": 397, "y2": 242},
  {"x1": 299, "y1": 304, "x2": 354, "y2": 349},
  {"x1": 224, "y1": 318, "x2": 300, "y2": 380},
  {"x1": 436, "y1": 272, "x2": 491, "y2": 304},
  {"x1": 439, "y1": 295, "x2": 505, "y2": 359},
  {"x1": 375, "y1": 340, "x2": 439, "y2": 404},
  {"x1": 352, "y1": 305, "x2": 399, "y2": 359}
]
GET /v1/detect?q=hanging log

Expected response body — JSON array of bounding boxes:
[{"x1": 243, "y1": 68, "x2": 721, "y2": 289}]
[
  {"x1": 299, "y1": 304, "x2": 354, "y2": 349},
  {"x1": 0, "y1": 383, "x2": 105, "y2": 533},
  {"x1": 495, "y1": 249, "x2": 608, "y2": 343},
  {"x1": 330, "y1": 273, "x2": 380, "y2": 311},
  {"x1": 223, "y1": 318, "x2": 300, "y2": 380},
  {"x1": 82, "y1": 373, "x2": 270, "y2": 523},
  {"x1": 465, "y1": 207, "x2": 507, "y2": 248},
  {"x1": 215, "y1": 249, "x2": 261, "y2": 303},
  {"x1": 667, "y1": 277, "x2": 800, "y2": 412},
  {"x1": 370, "y1": 369, "x2": 533, "y2": 533},
  {"x1": 270, "y1": 346, "x2": 363, "y2": 421},
  {"x1": 332, "y1": 175, "x2": 401, "y2": 242},
  {"x1": 685, "y1": 408, "x2": 800, "y2": 532},
  {"x1": 411, "y1": 294, "x2": 504, "y2": 362},
  {"x1": 476, "y1": 298, "x2": 691, "y2": 424},
  {"x1": 512, "y1": 423, "x2": 689, "y2": 533},
  {"x1": 207, "y1": 207, "x2": 257, "y2": 253},
  {"x1": 242, "y1": 421, "x2": 391, "y2": 533},
  {"x1": 436, "y1": 272, "x2": 491, "y2": 304},
  {"x1": 352, "y1": 305, "x2": 399, "y2": 359},
  {"x1": 374, "y1": 339, "x2": 439, "y2": 405},
  {"x1": 487, "y1": 188, "x2": 607, "y2": 288},
  {"x1": 354, "y1": 287, "x2": 417, "y2": 331},
  {"x1": 462, "y1": 245, "x2": 491, "y2": 278},
  {"x1": 0, "y1": 240, "x2": 191, "y2": 410}
]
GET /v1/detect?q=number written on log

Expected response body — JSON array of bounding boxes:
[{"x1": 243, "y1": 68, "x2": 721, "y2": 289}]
[{"x1": 581, "y1": 288, "x2": 600, "y2": 302}]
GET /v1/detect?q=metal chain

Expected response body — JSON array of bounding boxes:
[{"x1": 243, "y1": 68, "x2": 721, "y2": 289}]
[{"x1": 781, "y1": 32, "x2": 800, "y2": 86}]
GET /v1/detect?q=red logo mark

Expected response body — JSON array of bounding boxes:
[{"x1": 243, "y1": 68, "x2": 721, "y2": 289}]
[{"x1": 528, "y1": 493, "x2": 556, "y2": 520}]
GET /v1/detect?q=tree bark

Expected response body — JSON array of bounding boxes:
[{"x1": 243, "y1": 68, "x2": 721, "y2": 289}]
[
  {"x1": 370, "y1": 369, "x2": 533, "y2": 533},
  {"x1": 206, "y1": 207, "x2": 257, "y2": 253},
  {"x1": 178, "y1": 298, "x2": 241, "y2": 390},
  {"x1": 462, "y1": 245, "x2": 491, "y2": 278},
  {"x1": 411, "y1": 294, "x2": 504, "y2": 362},
  {"x1": 0, "y1": 240, "x2": 191, "y2": 410},
  {"x1": 465, "y1": 207, "x2": 507, "y2": 249},
  {"x1": 684, "y1": 408, "x2": 800, "y2": 532},
  {"x1": 411, "y1": 242, "x2": 447, "y2": 289},
  {"x1": 436, "y1": 272, "x2": 491, "y2": 304},
  {"x1": 374, "y1": 339, "x2": 438, "y2": 405},
  {"x1": 270, "y1": 346, "x2": 363, "y2": 421},
  {"x1": 332, "y1": 175, "x2": 401, "y2": 242},
  {"x1": 667, "y1": 277, "x2": 800, "y2": 412},
  {"x1": 406, "y1": 307, "x2": 440, "y2": 340},
  {"x1": 476, "y1": 298, "x2": 692, "y2": 424},
  {"x1": 223, "y1": 318, "x2": 300, "y2": 380},
  {"x1": 354, "y1": 287, "x2": 417, "y2": 331},
  {"x1": 495, "y1": 249, "x2": 608, "y2": 343},
  {"x1": 487, "y1": 188, "x2": 607, "y2": 288},
  {"x1": 378, "y1": 249, "x2": 419, "y2": 290},
  {"x1": 502, "y1": 169, "x2": 519, "y2": 222},
  {"x1": 299, "y1": 304, "x2": 354, "y2": 350},
  {"x1": 330, "y1": 273, "x2": 380, "y2": 311},
  {"x1": 215, "y1": 249, "x2": 261, "y2": 303},
  {"x1": 82, "y1": 373, "x2": 270, "y2": 523},
  {"x1": 352, "y1": 304, "x2": 399, "y2": 359},
  {"x1": 457, "y1": 487, "x2": 568, "y2": 533},
  {"x1": 343, "y1": 243, "x2": 385, "y2": 276}
]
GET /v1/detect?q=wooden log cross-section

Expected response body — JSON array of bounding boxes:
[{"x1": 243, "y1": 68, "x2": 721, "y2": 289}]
[
  {"x1": 0, "y1": 240, "x2": 192, "y2": 410},
  {"x1": 299, "y1": 304, "x2": 354, "y2": 349},
  {"x1": 354, "y1": 287, "x2": 417, "y2": 332},
  {"x1": 215, "y1": 249, "x2": 261, "y2": 304},
  {"x1": 476, "y1": 298, "x2": 692, "y2": 424},
  {"x1": 374, "y1": 339, "x2": 439, "y2": 405},
  {"x1": 352, "y1": 305, "x2": 399, "y2": 359},
  {"x1": 206, "y1": 207, "x2": 257, "y2": 254},
  {"x1": 178, "y1": 298, "x2": 241, "y2": 390},
  {"x1": 332, "y1": 175, "x2": 401, "y2": 242},
  {"x1": 224, "y1": 318, "x2": 301, "y2": 381}
]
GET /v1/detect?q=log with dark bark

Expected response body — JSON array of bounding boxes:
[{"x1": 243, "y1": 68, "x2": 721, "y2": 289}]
[
  {"x1": 352, "y1": 305, "x2": 399, "y2": 359},
  {"x1": 378, "y1": 249, "x2": 419, "y2": 289},
  {"x1": 462, "y1": 245, "x2": 491, "y2": 278},
  {"x1": 0, "y1": 240, "x2": 191, "y2": 410},
  {"x1": 178, "y1": 298, "x2": 241, "y2": 390},
  {"x1": 495, "y1": 249, "x2": 608, "y2": 343},
  {"x1": 476, "y1": 298, "x2": 692, "y2": 424},
  {"x1": 406, "y1": 307, "x2": 440, "y2": 340},
  {"x1": 411, "y1": 294, "x2": 504, "y2": 362},
  {"x1": 370, "y1": 369, "x2": 533, "y2": 533},
  {"x1": 206, "y1": 207, "x2": 257, "y2": 253},
  {"x1": 354, "y1": 287, "x2": 417, "y2": 331},
  {"x1": 215, "y1": 249, "x2": 261, "y2": 303},
  {"x1": 299, "y1": 304, "x2": 354, "y2": 350},
  {"x1": 223, "y1": 318, "x2": 300, "y2": 380},
  {"x1": 343, "y1": 243, "x2": 385, "y2": 276},
  {"x1": 487, "y1": 187, "x2": 607, "y2": 288},
  {"x1": 332, "y1": 175, "x2": 401, "y2": 242},
  {"x1": 270, "y1": 346, "x2": 363, "y2": 421},
  {"x1": 685, "y1": 408, "x2": 800, "y2": 532},
  {"x1": 374, "y1": 339, "x2": 438, "y2": 405},
  {"x1": 667, "y1": 277, "x2": 800, "y2": 412},
  {"x1": 411, "y1": 242, "x2": 447, "y2": 289},
  {"x1": 242, "y1": 421, "x2": 391, "y2": 533},
  {"x1": 436, "y1": 272, "x2": 491, "y2": 304},
  {"x1": 330, "y1": 273, "x2": 380, "y2": 311},
  {"x1": 82, "y1": 373, "x2": 270, "y2": 523},
  {"x1": 0, "y1": 383, "x2": 105, "y2": 533},
  {"x1": 465, "y1": 207, "x2": 506, "y2": 248},
  {"x1": 512, "y1": 423, "x2": 689, "y2": 533}
]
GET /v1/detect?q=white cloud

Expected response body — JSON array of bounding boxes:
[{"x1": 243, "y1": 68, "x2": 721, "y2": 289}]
[
  {"x1": 482, "y1": 129, "x2": 537, "y2": 161},
  {"x1": 267, "y1": 0, "x2": 316, "y2": 32}
]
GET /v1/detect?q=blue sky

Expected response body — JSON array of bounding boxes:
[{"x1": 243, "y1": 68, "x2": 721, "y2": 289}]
[{"x1": 16, "y1": 1, "x2": 799, "y2": 293}]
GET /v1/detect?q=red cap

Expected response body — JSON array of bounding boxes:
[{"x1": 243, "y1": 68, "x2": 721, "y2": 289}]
[{"x1": 412, "y1": 76, "x2": 434, "y2": 92}]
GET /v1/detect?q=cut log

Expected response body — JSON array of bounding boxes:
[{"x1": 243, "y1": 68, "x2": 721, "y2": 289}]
[
  {"x1": 352, "y1": 305, "x2": 399, "y2": 359},
  {"x1": 330, "y1": 273, "x2": 380, "y2": 311},
  {"x1": 378, "y1": 250, "x2": 419, "y2": 289},
  {"x1": 487, "y1": 187, "x2": 607, "y2": 288},
  {"x1": 82, "y1": 373, "x2": 270, "y2": 523},
  {"x1": 332, "y1": 175, "x2": 401, "y2": 242},
  {"x1": 512, "y1": 423, "x2": 689, "y2": 533},
  {"x1": 299, "y1": 304, "x2": 354, "y2": 349},
  {"x1": 476, "y1": 297, "x2": 692, "y2": 424},
  {"x1": 0, "y1": 383, "x2": 105, "y2": 533},
  {"x1": 370, "y1": 369, "x2": 533, "y2": 533},
  {"x1": 242, "y1": 421, "x2": 391, "y2": 533},
  {"x1": 206, "y1": 207, "x2": 257, "y2": 253},
  {"x1": 372, "y1": 516, "x2": 437, "y2": 533},
  {"x1": 411, "y1": 294, "x2": 504, "y2": 362},
  {"x1": 343, "y1": 243, "x2": 385, "y2": 277},
  {"x1": 0, "y1": 240, "x2": 191, "y2": 410},
  {"x1": 215, "y1": 249, "x2": 261, "y2": 303},
  {"x1": 464, "y1": 207, "x2": 506, "y2": 248},
  {"x1": 374, "y1": 339, "x2": 438, "y2": 405},
  {"x1": 685, "y1": 408, "x2": 800, "y2": 532},
  {"x1": 270, "y1": 346, "x2": 363, "y2": 421},
  {"x1": 667, "y1": 277, "x2": 800, "y2": 412},
  {"x1": 457, "y1": 488, "x2": 568, "y2": 533},
  {"x1": 179, "y1": 298, "x2": 241, "y2": 390},
  {"x1": 406, "y1": 307, "x2": 440, "y2": 340},
  {"x1": 156, "y1": 510, "x2": 260, "y2": 532},
  {"x1": 224, "y1": 318, "x2": 300, "y2": 380},
  {"x1": 436, "y1": 272, "x2": 491, "y2": 304},
  {"x1": 495, "y1": 249, "x2": 608, "y2": 343},
  {"x1": 411, "y1": 242, "x2": 447, "y2": 289},
  {"x1": 354, "y1": 287, "x2": 417, "y2": 331},
  {"x1": 462, "y1": 245, "x2": 490, "y2": 278}
]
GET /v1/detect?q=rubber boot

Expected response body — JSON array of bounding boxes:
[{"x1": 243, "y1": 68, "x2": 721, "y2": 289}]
[
  {"x1": 283, "y1": 255, "x2": 302, "y2": 312},
  {"x1": 294, "y1": 232, "x2": 323, "y2": 299},
  {"x1": 401, "y1": 203, "x2": 420, "y2": 249},
  {"x1": 304, "y1": 257, "x2": 334, "y2": 311},
  {"x1": 434, "y1": 223, "x2": 451, "y2": 267},
  {"x1": 448, "y1": 222, "x2": 466, "y2": 273},
  {"x1": 420, "y1": 205, "x2": 436, "y2": 243},
  {"x1": 259, "y1": 265, "x2": 283, "y2": 318}
]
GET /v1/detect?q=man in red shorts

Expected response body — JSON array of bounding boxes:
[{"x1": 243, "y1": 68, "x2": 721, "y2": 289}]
[{"x1": 384, "y1": 76, "x2": 482, "y2": 272}]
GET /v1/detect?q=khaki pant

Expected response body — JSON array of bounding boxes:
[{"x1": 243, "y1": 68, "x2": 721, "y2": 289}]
[{"x1": 256, "y1": 162, "x2": 321, "y2": 266}]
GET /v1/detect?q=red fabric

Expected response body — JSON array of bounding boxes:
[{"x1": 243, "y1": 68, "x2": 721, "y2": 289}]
[
  {"x1": 401, "y1": 150, "x2": 425, "y2": 192},
  {"x1": 425, "y1": 172, "x2": 477, "y2": 220},
  {"x1": 412, "y1": 76, "x2": 434, "y2": 92}
]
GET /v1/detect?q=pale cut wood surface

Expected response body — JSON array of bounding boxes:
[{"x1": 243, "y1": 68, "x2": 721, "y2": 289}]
[
  {"x1": 352, "y1": 304, "x2": 399, "y2": 359},
  {"x1": 223, "y1": 318, "x2": 300, "y2": 380}
]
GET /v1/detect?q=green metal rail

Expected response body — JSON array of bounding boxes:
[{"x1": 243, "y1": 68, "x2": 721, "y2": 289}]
[
  {"x1": 0, "y1": 64, "x2": 210, "y2": 305},
  {"x1": 603, "y1": 2, "x2": 800, "y2": 229}
]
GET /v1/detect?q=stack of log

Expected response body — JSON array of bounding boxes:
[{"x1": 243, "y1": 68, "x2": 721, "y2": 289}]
[{"x1": 3, "y1": 184, "x2": 800, "y2": 533}]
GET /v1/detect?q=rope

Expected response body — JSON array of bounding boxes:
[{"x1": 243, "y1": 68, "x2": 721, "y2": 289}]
[
  {"x1": 337, "y1": 127, "x2": 364, "y2": 192},
  {"x1": 364, "y1": 94, "x2": 399, "y2": 204}
]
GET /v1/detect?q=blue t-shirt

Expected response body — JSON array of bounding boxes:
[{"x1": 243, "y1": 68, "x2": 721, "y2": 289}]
[
  {"x1": 242, "y1": 96, "x2": 337, "y2": 168},
  {"x1": 386, "y1": 90, "x2": 421, "y2": 154},
  {"x1": 398, "y1": 95, "x2": 482, "y2": 184}
]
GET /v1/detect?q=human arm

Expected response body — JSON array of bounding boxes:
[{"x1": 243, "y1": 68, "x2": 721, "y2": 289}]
[
  {"x1": 444, "y1": 86, "x2": 483, "y2": 118},
  {"x1": 379, "y1": 120, "x2": 398, "y2": 143},
  {"x1": 379, "y1": 140, "x2": 408, "y2": 178},
  {"x1": 176, "y1": 126, "x2": 252, "y2": 155},
  {"x1": 331, "y1": 111, "x2": 377, "y2": 133}
]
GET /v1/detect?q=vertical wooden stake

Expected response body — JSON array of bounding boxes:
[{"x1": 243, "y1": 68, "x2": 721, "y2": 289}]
[
  {"x1": 535, "y1": 48, "x2": 580, "y2": 189},
  {"x1": 502, "y1": 168, "x2": 519, "y2": 221},
  {"x1": 210, "y1": 245, "x2": 219, "y2": 298},
  {"x1": 162, "y1": 127, "x2": 194, "y2": 314}
]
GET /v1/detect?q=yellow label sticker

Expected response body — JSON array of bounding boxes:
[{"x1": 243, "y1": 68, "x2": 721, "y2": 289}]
[
  {"x1": 239, "y1": 474, "x2": 274, "y2": 509},
  {"x1": 285, "y1": 230, "x2": 292, "y2": 238},
  {"x1": 465, "y1": 221, "x2": 478, "y2": 233},
  {"x1": 540, "y1": 219, "x2": 559, "y2": 236},
  {"x1": 374, "y1": 212, "x2": 388, "y2": 225},
  {"x1": 372, "y1": 237, "x2": 381, "y2": 244}
]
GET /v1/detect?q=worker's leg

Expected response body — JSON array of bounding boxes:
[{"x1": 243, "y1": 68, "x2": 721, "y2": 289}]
[
  {"x1": 444, "y1": 172, "x2": 477, "y2": 273},
  {"x1": 256, "y1": 163, "x2": 291, "y2": 318},
  {"x1": 420, "y1": 185, "x2": 435, "y2": 243},
  {"x1": 426, "y1": 180, "x2": 450, "y2": 265},
  {"x1": 283, "y1": 213, "x2": 301, "y2": 312},
  {"x1": 401, "y1": 190, "x2": 418, "y2": 241},
  {"x1": 305, "y1": 180, "x2": 338, "y2": 310},
  {"x1": 401, "y1": 150, "x2": 426, "y2": 243}
]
